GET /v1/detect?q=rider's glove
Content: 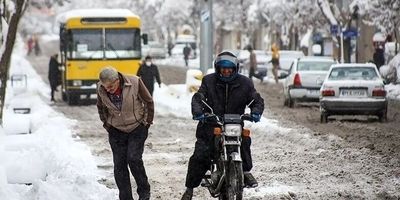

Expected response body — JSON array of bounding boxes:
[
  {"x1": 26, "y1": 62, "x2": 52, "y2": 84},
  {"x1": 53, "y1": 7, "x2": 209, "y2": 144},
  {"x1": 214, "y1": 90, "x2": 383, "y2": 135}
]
[
  {"x1": 251, "y1": 113, "x2": 261, "y2": 123},
  {"x1": 193, "y1": 114, "x2": 205, "y2": 121},
  {"x1": 193, "y1": 113, "x2": 212, "y2": 122}
]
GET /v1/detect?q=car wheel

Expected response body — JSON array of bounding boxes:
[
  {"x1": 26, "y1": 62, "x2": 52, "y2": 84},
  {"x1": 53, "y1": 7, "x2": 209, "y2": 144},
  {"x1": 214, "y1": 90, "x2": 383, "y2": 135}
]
[
  {"x1": 288, "y1": 96, "x2": 294, "y2": 108},
  {"x1": 378, "y1": 108, "x2": 387, "y2": 122},
  {"x1": 320, "y1": 112, "x2": 328, "y2": 123}
]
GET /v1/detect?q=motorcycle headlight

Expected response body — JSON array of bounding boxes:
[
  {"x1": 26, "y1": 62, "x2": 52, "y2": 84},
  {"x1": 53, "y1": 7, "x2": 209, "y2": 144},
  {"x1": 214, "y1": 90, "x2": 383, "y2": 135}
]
[{"x1": 224, "y1": 124, "x2": 242, "y2": 137}]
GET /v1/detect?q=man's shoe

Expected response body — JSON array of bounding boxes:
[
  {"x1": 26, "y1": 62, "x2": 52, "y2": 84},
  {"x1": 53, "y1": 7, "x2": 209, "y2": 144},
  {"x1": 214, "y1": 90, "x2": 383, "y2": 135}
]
[
  {"x1": 244, "y1": 172, "x2": 258, "y2": 188},
  {"x1": 139, "y1": 193, "x2": 150, "y2": 200},
  {"x1": 181, "y1": 188, "x2": 193, "y2": 200}
]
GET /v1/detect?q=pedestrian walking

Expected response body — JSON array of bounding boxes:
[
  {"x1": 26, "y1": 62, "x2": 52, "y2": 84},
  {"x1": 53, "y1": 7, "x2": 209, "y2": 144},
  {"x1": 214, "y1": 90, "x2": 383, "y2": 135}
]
[
  {"x1": 27, "y1": 36, "x2": 34, "y2": 56},
  {"x1": 33, "y1": 35, "x2": 41, "y2": 56},
  {"x1": 269, "y1": 43, "x2": 280, "y2": 83},
  {"x1": 373, "y1": 45, "x2": 385, "y2": 70},
  {"x1": 48, "y1": 54, "x2": 60, "y2": 102},
  {"x1": 247, "y1": 45, "x2": 263, "y2": 83},
  {"x1": 183, "y1": 43, "x2": 191, "y2": 67},
  {"x1": 96, "y1": 66, "x2": 153, "y2": 200},
  {"x1": 137, "y1": 56, "x2": 162, "y2": 96},
  {"x1": 167, "y1": 41, "x2": 173, "y2": 57}
]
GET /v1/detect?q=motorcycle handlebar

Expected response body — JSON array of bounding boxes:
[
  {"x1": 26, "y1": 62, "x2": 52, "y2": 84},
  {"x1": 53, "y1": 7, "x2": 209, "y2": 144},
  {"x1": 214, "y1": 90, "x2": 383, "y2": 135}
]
[
  {"x1": 241, "y1": 114, "x2": 253, "y2": 122},
  {"x1": 203, "y1": 113, "x2": 253, "y2": 123}
]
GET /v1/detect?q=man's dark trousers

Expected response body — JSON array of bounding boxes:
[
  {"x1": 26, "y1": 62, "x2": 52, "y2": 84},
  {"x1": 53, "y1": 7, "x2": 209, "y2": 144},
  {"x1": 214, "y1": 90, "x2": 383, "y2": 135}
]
[
  {"x1": 185, "y1": 123, "x2": 253, "y2": 188},
  {"x1": 108, "y1": 125, "x2": 150, "y2": 200}
]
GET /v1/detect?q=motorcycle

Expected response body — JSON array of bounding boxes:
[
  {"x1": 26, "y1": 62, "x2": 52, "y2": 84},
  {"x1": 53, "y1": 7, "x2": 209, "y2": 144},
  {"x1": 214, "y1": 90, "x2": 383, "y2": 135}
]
[{"x1": 200, "y1": 99, "x2": 254, "y2": 200}]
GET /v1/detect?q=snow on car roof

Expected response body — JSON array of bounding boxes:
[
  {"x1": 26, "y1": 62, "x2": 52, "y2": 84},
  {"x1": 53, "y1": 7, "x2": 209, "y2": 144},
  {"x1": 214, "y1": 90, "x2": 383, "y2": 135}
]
[
  {"x1": 299, "y1": 56, "x2": 336, "y2": 62},
  {"x1": 331, "y1": 63, "x2": 377, "y2": 68},
  {"x1": 57, "y1": 9, "x2": 139, "y2": 23}
]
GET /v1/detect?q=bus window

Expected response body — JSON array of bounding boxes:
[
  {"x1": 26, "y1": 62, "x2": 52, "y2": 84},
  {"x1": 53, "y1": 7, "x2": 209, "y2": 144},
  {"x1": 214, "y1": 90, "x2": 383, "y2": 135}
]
[
  {"x1": 105, "y1": 28, "x2": 141, "y2": 59},
  {"x1": 69, "y1": 29, "x2": 103, "y2": 59}
]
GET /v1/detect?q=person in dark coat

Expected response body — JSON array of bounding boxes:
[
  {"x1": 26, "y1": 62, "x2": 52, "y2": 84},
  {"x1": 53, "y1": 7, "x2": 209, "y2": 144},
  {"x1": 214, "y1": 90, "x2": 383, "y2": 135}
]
[
  {"x1": 137, "y1": 56, "x2": 161, "y2": 96},
  {"x1": 27, "y1": 36, "x2": 34, "y2": 56},
  {"x1": 247, "y1": 45, "x2": 264, "y2": 83},
  {"x1": 181, "y1": 51, "x2": 265, "y2": 200},
  {"x1": 48, "y1": 54, "x2": 60, "y2": 101},
  {"x1": 33, "y1": 35, "x2": 41, "y2": 56},
  {"x1": 183, "y1": 43, "x2": 191, "y2": 67},
  {"x1": 373, "y1": 46, "x2": 385, "y2": 70}
]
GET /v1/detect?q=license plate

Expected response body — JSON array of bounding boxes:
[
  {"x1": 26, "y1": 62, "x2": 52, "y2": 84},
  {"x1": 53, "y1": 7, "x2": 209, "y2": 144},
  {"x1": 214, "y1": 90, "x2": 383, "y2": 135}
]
[
  {"x1": 308, "y1": 90, "x2": 320, "y2": 95},
  {"x1": 340, "y1": 89, "x2": 366, "y2": 97}
]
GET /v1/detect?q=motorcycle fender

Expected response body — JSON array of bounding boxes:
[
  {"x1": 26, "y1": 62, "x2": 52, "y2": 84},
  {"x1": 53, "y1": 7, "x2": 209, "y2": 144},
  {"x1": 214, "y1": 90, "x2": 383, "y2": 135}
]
[{"x1": 230, "y1": 152, "x2": 242, "y2": 162}]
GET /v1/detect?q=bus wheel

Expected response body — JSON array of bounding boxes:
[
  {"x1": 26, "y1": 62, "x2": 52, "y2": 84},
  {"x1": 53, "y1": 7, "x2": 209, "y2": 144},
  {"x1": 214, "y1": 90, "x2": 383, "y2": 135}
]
[
  {"x1": 68, "y1": 94, "x2": 79, "y2": 105},
  {"x1": 62, "y1": 92, "x2": 67, "y2": 101}
]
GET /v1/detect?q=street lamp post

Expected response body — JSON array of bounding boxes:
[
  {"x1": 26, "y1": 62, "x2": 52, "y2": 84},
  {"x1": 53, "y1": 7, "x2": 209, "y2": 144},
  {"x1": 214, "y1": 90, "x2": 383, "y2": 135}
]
[
  {"x1": 340, "y1": 24, "x2": 344, "y2": 63},
  {"x1": 200, "y1": 0, "x2": 213, "y2": 74}
]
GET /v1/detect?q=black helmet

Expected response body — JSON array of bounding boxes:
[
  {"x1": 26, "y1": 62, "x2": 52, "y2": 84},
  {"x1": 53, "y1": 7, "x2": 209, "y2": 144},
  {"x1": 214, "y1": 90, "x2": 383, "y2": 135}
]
[{"x1": 214, "y1": 51, "x2": 239, "y2": 82}]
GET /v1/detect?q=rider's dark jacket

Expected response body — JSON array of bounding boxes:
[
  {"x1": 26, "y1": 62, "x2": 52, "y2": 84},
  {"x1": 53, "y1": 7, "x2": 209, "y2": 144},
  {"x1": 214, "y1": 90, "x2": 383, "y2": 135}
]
[{"x1": 191, "y1": 73, "x2": 264, "y2": 138}]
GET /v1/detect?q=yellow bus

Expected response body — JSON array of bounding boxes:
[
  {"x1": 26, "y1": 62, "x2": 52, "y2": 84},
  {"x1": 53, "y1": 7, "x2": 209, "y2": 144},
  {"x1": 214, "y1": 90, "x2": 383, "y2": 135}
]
[{"x1": 58, "y1": 9, "x2": 147, "y2": 105}]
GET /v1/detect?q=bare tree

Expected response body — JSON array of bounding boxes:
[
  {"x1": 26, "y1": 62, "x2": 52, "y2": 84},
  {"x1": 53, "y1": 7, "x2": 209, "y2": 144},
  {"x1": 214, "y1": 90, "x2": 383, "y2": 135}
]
[
  {"x1": 317, "y1": 0, "x2": 354, "y2": 62},
  {"x1": 0, "y1": 0, "x2": 28, "y2": 125},
  {"x1": 361, "y1": 0, "x2": 400, "y2": 55}
]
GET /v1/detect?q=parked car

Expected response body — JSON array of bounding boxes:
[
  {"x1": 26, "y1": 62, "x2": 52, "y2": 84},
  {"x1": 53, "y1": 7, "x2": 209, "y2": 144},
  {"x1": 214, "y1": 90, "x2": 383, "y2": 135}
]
[
  {"x1": 266, "y1": 50, "x2": 305, "y2": 71},
  {"x1": 319, "y1": 63, "x2": 388, "y2": 123},
  {"x1": 171, "y1": 43, "x2": 196, "y2": 59},
  {"x1": 142, "y1": 41, "x2": 167, "y2": 59},
  {"x1": 278, "y1": 50, "x2": 305, "y2": 60},
  {"x1": 264, "y1": 50, "x2": 305, "y2": 81},
  {"x1": 283, "y1": 56, "x2": 336, "y2": 107},
  {"x1": 237, "y1": 50, "x2": 269, "y2": 78}
]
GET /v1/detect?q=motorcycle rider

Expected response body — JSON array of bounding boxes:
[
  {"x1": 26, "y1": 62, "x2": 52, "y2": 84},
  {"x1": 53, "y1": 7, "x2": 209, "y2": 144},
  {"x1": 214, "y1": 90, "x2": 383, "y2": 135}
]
[{"x1": 181, "y1": 51, "x2": 265, "y2": 200}]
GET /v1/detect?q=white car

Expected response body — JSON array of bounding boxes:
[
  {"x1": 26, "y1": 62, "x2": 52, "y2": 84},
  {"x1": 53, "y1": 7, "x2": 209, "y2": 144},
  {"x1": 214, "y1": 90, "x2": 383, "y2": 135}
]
[
  {"x1": 239, "y1": 50, "x2": 269, "y2": 77},
  {"x1": 319, "y1": 63, "x2": 388, "y2": 123},
  {"x1": 267, "y1": 50, "x2": 305, "y2": 71},
  {"x1": 171, "y1": 44, "x2": 196, "y2": 59},
  {"x1": 142, "y1": 42, "x2": 166, "y2": 59},
  {"x1": 283, "y1": 56, "x2": 336, "y2": 107}
]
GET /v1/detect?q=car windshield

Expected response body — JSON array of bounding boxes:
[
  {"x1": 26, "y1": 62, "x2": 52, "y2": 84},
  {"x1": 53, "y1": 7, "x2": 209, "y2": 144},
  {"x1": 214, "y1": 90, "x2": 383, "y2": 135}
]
[
  {"x1": 328, "y1": 67, "x2": 378, "y2": 80},
  {"x1": 297, "y1": 61, "x2": 334, "y2": 71}
]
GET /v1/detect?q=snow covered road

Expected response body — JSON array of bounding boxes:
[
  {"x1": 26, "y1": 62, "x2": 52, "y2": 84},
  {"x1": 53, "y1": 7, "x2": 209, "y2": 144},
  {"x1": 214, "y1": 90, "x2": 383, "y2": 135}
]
[{"x1": 27, "y1": 52, "x2": 400, "y2": 199}]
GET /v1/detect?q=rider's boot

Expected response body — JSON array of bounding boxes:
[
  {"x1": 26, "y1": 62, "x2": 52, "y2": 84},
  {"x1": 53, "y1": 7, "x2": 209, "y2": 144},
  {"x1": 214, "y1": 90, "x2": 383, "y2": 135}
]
[
  {"x1": 181, "y1": 188, "x2": 193, "y2": 200},
  {"x1": 244, "y1": 172, "x2": 258, "y2": 188}
]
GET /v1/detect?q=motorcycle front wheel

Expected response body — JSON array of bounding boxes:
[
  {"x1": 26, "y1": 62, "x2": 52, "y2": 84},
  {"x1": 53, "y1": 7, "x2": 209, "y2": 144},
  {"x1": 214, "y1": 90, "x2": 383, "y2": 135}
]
[{"x1": 219, "y1": 161, "x2": 243, "y2": 200}]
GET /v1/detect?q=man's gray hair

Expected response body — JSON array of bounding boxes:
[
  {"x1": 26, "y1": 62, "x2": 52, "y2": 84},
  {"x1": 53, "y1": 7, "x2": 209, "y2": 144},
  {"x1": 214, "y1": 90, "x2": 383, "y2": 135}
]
[{"x1": 99, "y1": 66, "x2": 119, "y2": 83}]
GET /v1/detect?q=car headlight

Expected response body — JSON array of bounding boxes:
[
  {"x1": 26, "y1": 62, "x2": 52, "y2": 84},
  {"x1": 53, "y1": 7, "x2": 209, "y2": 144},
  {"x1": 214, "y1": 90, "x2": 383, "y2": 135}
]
[
  {"x1": 224, "y1": 124, "x2": 242, "y2": 137},
  {"x1": 72, "y1": 80, "x2": 82, "y2": 86}
]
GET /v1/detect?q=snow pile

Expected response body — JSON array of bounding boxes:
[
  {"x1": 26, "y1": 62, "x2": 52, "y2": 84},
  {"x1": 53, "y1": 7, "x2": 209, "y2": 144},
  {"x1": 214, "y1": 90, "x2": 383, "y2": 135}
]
[
  {"x1": 385, "y1": 84, "x2": 400, "y2": 99},
  {"x1": 0, "y1": 36, "x2": 117, "y2": 200}
]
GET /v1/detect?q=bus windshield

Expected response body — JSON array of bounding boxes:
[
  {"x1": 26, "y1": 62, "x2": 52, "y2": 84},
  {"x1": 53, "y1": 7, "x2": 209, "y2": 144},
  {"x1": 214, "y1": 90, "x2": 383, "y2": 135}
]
[
  {"x1": 68, "y1": 28, "x2": 141, "y2": 59},
  {"x1": 105, "y1": 28, "x2": 141, "y2": 59}
]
